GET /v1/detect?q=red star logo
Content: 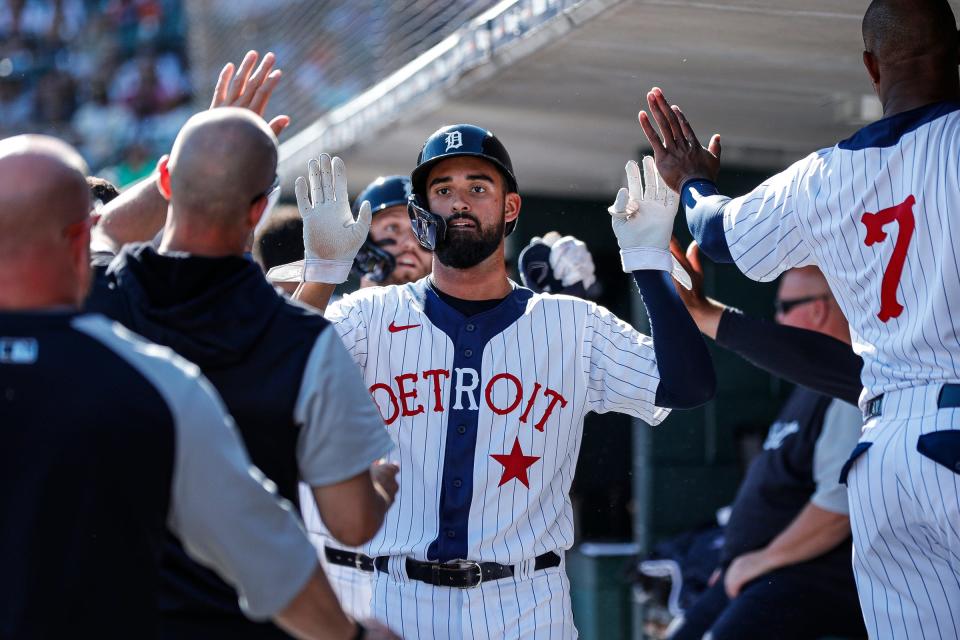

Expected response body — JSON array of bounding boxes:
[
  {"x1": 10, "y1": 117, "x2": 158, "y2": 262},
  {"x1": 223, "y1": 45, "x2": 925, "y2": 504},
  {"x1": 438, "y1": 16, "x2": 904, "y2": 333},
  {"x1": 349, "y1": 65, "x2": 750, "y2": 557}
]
[{"x1": 490, "y1": 437, "x2": 540, "y2": 488}]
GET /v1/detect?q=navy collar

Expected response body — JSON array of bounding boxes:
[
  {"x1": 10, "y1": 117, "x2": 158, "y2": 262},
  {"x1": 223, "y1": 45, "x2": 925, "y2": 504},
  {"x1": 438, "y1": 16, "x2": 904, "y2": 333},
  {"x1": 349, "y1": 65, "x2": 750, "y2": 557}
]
[
  {"x1": 408, "y1": 277, "x2": 533, "y2": 341},
  {"x1": 838, "y1": 100, "x2": 960, "y2": 151}
]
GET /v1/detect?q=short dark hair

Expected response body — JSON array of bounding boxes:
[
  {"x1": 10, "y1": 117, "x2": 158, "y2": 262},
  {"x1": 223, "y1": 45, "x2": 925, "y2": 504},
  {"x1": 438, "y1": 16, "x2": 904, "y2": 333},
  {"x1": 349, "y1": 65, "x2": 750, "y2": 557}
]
[
  {"x1": 86, "y1": 176, "x2": 120, "y2": 207},
  {"x1": 863, "y1": 0, "x2": 958, "y2": 62},
  {"x1": 253, "y1": 204, "x2": 303, "y2": 272}
]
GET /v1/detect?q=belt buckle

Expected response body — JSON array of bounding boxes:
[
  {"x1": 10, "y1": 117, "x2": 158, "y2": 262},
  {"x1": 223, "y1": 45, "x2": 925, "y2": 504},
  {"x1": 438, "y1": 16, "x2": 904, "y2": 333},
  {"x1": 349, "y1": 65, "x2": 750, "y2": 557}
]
[
  {"x1": 355, "y1": 554, "x2": 366, "y2": 571},
  {"x1": 446, "y1": 559, "x2": 483, "y2": 588}
]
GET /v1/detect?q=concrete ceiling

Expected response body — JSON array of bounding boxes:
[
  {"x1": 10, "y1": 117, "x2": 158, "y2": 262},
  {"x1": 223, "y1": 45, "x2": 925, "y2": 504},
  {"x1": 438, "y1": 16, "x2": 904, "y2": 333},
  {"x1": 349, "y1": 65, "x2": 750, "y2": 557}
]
[{"x1": 282, "y1": 0, "x2": 957, "y2": 200}]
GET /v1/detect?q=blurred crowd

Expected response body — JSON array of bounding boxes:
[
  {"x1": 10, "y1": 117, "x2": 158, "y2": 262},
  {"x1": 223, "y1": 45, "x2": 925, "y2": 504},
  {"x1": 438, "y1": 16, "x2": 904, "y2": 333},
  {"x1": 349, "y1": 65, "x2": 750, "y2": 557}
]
[{"x1": 0, "y1": 0, "x2": 189, "y2": 185}]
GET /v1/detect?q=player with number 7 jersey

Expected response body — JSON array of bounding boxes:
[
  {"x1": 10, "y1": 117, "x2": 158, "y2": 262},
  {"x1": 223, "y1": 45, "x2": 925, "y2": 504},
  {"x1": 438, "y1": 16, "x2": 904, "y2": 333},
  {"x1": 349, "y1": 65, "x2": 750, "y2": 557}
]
[
  {"x1": 684, "y1": 105, "x2": 960, "y2": 415},
  {"x1": 635, "y1": 7, "x2": 960, "y2": 628},
  {"x1": 681, "y1": 101, "x2": 960, "y2": 638}
]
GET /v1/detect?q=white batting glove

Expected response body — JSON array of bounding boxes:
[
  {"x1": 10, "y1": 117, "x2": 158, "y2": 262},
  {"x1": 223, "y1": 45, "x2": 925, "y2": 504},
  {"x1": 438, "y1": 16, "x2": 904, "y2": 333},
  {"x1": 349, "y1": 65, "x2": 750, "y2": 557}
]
[
  {"x1": 548, "y1": 235, "x2": 597, "y2": 290},
  {"x1": 608, "y1": 156, "x2": 691, "y2": 289},
  {"x1": 295, "y1": 153, "x2": 371, "y2": 283}
]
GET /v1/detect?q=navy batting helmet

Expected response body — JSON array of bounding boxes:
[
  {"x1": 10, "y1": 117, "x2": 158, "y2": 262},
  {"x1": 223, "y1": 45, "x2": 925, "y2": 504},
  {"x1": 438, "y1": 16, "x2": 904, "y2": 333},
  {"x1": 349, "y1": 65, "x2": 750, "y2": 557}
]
[
  {"x1": 350, "y1": 176, "x2": 410, "y2": 282},
  {"x1": 407, "y1": 124, "x2": 519, "y2": 251},
  {"x1": 353, "y1": 175, "x2": 412, "y2": 215}
]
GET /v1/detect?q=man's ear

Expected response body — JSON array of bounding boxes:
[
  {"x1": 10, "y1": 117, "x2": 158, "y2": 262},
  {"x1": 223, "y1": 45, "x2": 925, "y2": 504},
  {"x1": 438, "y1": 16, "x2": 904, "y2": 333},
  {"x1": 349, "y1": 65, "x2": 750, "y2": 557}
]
[
  {"x1": 811, "y1": 298, "x2": 830, "y2": 328},
  {"x1": 156, "y1": 155, "x2": 172, "y2": 201},
  {"x1": 504, "y1": 192, "x2": 521, "y2": 225},
  {"x1": 862, "y1": 50, "x2": 881, "y2": 89}
]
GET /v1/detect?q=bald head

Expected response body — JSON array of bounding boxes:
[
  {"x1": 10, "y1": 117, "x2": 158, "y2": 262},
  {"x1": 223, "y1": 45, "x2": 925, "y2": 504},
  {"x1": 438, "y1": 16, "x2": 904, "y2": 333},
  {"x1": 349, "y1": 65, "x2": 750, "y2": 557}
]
[
  {"x1": 166, "y1": 108, "x2": 278, "y2": 228},
  {"x1": 0, "y1": 135, "x2": 93, "y2": 309},
  {"x1": 0, "y1": 135, "x2": 90, "y2": 260},
  {"x1": 863, "y1": 0, "x2": 958, "y2": 63}
]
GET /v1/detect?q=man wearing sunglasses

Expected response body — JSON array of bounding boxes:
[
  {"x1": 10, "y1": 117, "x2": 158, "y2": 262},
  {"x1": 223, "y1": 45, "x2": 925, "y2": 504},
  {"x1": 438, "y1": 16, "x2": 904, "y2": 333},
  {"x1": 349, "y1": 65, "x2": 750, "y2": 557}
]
[{"x1": 666, "y1": 243, "x2": 865, "y2": 640}]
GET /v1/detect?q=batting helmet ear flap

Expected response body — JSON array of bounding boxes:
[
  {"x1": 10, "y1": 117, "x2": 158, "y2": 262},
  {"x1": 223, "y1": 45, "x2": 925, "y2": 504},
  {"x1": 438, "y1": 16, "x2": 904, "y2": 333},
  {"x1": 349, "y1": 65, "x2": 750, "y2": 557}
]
[
  {"x1": 407, "y1": 192, "x2": 447, "y2": 252},
  {"x1": 351, "y1": 238, "x2": 397, "y2": 282}
]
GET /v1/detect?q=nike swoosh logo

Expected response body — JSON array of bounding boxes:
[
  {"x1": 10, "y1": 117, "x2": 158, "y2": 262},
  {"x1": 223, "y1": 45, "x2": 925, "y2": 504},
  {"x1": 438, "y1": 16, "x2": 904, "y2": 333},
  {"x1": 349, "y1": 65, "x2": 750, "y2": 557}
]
[{"x1": 388, "y1": 321, "x2": 421, "y2": 333}]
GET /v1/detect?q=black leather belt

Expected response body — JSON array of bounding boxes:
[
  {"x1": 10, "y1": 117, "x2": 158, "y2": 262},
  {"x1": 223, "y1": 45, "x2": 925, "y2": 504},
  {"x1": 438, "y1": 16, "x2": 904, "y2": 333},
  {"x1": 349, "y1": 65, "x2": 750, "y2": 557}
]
[
  {"x1": 324, "y1": 546, "x2": 375, "y2": 572},
  {"x1": 864, "y1": 383, "x2": 960, "y2": 419},
  {"x1": 372, "y1": 551, "x2": 561, "y2": 589}
]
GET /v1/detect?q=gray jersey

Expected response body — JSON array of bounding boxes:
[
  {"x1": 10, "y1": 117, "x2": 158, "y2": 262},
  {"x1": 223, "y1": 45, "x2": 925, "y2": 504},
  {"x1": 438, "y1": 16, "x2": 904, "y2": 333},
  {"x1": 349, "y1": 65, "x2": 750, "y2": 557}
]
[{"x1": 74, "y1": 315, "x2": 318, "y2": 619}]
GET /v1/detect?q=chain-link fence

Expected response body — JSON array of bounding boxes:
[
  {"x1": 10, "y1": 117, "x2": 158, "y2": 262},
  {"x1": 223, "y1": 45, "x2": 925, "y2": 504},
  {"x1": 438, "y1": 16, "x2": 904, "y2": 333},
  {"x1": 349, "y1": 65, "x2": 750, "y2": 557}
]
[{"x1": 186, "y1": 1, "x2": 502, "y2": 141}]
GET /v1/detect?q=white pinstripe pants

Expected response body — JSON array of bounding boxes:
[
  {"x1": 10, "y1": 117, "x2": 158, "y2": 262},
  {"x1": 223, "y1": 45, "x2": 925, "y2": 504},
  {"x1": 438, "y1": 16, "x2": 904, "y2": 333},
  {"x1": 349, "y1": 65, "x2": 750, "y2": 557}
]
[
  {"x1": 846, "y1": 384, "x2": 960, "y2": 640},
  {"x1": 370, "y1": 556, "x2": 577, "y2": 639},
  {"x1": 316, "y1": 551, "x2": 374, "y2": 621}
]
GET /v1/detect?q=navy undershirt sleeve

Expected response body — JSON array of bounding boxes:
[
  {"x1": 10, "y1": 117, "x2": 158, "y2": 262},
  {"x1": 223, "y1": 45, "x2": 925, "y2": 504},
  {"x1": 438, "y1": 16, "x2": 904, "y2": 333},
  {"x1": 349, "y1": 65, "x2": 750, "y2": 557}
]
[
  {"x1": 682, "y1": 178, "x2": 733, "y2": 264},
  {"x1": 632, "y1": 270, "x2": 716, "y2": 409},
  {"x1": 716, "y1": 308, "x2": 864, "y2": 406}
]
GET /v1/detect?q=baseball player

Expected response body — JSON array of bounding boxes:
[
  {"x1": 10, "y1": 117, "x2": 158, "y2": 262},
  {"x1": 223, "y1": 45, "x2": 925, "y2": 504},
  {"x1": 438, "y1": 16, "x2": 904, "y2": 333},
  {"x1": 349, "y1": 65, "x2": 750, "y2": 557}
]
[
  {"x1": 638, "y1": 1, "x2": 960, "y2": 636},
  {"x1": 294, "y1": 180, "x2": 606, "y2": 621},
  {"x1": 291, "y1": 124, "x2": 715, "y2": 638},
  {"x1": 353, "y1": 176, "x2": 433, "y2": 287}
]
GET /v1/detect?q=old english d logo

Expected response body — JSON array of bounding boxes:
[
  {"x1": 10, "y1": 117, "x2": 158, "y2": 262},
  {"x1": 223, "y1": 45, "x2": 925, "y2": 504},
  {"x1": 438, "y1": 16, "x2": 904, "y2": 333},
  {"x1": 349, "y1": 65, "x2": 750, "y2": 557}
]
[{"x1": 444, "y1": 131, "x2": 463, "y2": 152}]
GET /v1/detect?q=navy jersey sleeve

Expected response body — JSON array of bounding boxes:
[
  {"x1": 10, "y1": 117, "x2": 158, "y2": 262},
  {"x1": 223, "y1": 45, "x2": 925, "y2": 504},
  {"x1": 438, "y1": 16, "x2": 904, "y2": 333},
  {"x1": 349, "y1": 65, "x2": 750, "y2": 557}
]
[
  {"x1": 633, "y1": 270, "x2": 716, "y2": 409},
  {"x1": 715, "y1": 308, "x2": 863, "y2": 406}
]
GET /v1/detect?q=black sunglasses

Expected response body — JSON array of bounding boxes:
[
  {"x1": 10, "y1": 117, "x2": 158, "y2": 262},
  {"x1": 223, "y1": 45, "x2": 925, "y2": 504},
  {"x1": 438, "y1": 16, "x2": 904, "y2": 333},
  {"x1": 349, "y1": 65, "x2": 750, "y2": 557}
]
[
  {"x1": 251, "y1": 175, "x2": 280, "y2": 204},
  {"x1": 774, "y1": 294, "x2": 829, "y2": 315}
]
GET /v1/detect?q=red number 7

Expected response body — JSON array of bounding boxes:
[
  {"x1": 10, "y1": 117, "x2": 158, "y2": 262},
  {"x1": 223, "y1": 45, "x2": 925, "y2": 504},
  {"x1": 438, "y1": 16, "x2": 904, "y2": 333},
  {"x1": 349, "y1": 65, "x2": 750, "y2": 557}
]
[{"x1": 861, "y1": 195, "x2": 916, "y2": 322}]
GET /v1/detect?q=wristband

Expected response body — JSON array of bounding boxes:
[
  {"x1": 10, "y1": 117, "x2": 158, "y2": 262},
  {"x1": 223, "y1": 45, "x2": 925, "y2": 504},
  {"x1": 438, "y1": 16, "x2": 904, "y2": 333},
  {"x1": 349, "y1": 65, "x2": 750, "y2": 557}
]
[
  {"x1": 303, "y1": 258, "x2": 353, "y2": 284},
  {"x1": 680, "y1": 177, "x2": 719, "y2": 209},
  {"x1": 620, "y1": 247, "x2": 692, "y2": 290}
]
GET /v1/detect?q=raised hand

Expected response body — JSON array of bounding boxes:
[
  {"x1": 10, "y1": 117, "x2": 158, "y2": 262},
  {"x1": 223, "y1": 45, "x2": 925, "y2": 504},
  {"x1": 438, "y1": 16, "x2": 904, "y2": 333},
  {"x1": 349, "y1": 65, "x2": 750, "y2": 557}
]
[
  {"x1": 296, "y1": 153, "x2": 372, "y2": 283},
  {"x1": 608, "y1": 156, "x2": 691, "y2": 288},
  {"x1": 210, "y1": 50, "x2": 290, "y2": 137},
  {"x1": 608, "y1": 156, "x2": 679, "y2": 251},
  {"x1": 638, "y1": 87, "x2": 721, "y2": 193}
]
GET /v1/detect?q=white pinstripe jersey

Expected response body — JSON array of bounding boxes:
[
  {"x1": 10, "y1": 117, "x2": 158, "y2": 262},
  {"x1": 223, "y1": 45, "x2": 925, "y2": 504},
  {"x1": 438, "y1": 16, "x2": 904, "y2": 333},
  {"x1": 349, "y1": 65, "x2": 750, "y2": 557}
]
[
  {"x1": 722, "y1": 101, "x2": 960, "y2": 408},
  {"x1": 326, "y1": 278, "x2": 667, "y2": 563}
]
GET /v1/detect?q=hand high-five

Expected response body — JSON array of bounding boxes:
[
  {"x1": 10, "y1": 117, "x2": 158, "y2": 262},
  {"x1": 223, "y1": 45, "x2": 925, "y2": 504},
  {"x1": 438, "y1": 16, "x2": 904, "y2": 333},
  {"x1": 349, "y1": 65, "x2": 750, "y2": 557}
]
[
  {"x1": 296, "y1": 153, "x2": 372, "y2": 283},
  {"x1": 638, "y1": 87, "x2": 721, "y2": 193},
  {"x1": 210, "y1": 50, "x2": 291, "y2": 137},
  {"x1": 608, "y1": 156, "x2": 679, "y2": 253},
  {"x1": 606, "y1": 157, "x2": 692, "y2": 289}
]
